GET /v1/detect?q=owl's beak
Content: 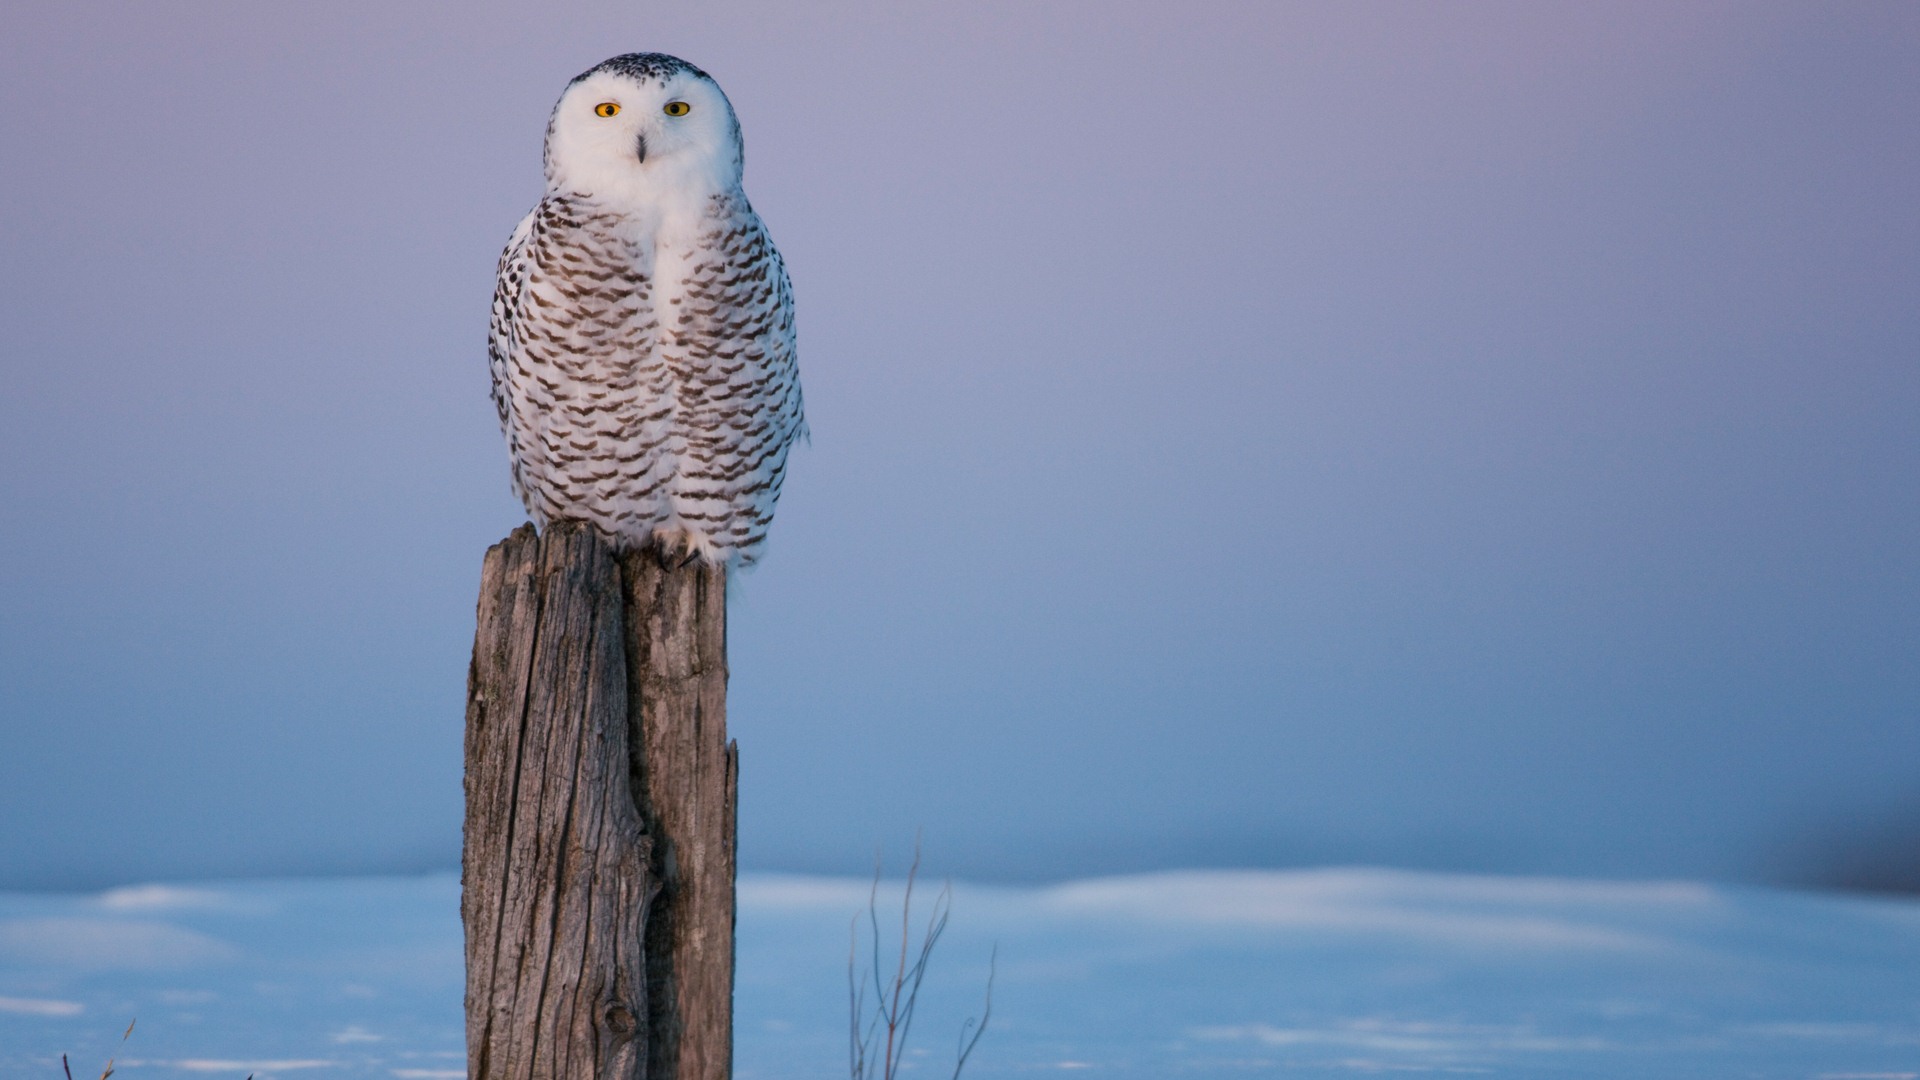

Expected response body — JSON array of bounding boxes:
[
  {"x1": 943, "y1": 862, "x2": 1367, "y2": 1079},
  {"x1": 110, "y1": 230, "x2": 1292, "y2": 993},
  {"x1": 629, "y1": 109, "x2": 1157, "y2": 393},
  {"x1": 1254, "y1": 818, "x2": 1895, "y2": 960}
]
[{"x1": 635, "y1": 133, "x2": 648, "y2": 165}]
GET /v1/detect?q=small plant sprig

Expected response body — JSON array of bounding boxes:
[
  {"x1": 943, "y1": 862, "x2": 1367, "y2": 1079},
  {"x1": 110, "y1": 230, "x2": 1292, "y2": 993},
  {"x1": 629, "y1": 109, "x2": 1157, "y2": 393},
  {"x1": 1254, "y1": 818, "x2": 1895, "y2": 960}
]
[
  {"x1": 63, "y1": 1019, "x2": 132, "y2": 1080},
  {"x1": 61, "y1": 1021, "x2": 250, "y2": 1080},
  {"x1": 848, "y1": 839, "x2": 995, "y2": 1080}
]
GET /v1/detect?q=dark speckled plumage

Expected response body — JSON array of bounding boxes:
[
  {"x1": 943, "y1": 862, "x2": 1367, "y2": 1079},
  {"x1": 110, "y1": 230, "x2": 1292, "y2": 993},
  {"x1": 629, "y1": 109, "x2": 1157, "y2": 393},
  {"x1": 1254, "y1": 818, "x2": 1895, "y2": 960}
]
[
  {"x1": 571, "y1": 52, "x2": 712, "y2": 87},
  {"x1": 491, "y1": 55, "x2": 804, "y2": 567}
]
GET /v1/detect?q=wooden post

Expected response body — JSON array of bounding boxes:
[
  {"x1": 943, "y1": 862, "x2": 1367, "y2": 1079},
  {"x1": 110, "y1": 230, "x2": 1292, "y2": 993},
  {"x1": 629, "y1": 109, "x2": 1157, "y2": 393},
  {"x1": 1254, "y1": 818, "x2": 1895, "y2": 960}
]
[
  {"x1": 619, "y1": 545, "x2": 736, "y2": 1080},
  {"x1": 463, "y1": 521, "x2": 736, "y2": 1080}
]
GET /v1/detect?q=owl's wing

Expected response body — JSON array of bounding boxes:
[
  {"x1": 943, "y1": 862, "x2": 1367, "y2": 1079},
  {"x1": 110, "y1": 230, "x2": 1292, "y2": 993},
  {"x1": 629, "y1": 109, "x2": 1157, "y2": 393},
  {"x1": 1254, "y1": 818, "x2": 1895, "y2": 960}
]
[
  {"x1": 678, "y1": 196, "x2": 806, "y2": 562},
  {"x1": 487, "y1": 205, "x2": 541, "y2": 437}
]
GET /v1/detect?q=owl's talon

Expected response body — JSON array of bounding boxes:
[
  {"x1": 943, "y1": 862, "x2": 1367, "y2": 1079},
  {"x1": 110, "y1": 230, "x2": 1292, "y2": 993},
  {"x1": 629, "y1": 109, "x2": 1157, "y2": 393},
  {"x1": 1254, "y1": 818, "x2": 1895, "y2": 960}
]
[{"x1": 649, "y1": 525, "x2": 720, "y2": 567}]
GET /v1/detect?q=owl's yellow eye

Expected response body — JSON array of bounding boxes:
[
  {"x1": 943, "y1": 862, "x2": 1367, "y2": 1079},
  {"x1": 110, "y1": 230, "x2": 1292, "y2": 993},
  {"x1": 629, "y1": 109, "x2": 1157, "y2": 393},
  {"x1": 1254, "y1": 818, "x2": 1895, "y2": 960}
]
[
  {"x1": 593, "y1": 102, "x2": 621, "y2": 118},
  {"x1": 663, "y1": 101, "x2": 691, "y2": 117}
]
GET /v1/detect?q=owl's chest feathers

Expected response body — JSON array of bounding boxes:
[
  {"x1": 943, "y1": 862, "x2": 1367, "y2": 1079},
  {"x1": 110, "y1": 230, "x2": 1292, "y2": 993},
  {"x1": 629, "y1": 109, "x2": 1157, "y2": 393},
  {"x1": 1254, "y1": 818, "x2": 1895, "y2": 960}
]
[
  {"x1": 518, "y1": 190, "x2": 749, "y2": 493},
  {"x1": 544, "y1": 191, "x2": 733, "y2": 373}
]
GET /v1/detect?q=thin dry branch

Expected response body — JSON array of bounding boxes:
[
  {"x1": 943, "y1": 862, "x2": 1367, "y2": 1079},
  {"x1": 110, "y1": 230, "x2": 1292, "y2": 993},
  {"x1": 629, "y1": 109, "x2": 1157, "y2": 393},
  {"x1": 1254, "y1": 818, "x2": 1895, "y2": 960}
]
[
  {"x1": 952, "y1": 946, "x2": 996, "y2": 1080},
  {"x1": 847, "y1": 840, "x2": 994, "y2": 1080},
  {"x1": 64, "y1": 1018, "x2": 135, "y2": 1080}
]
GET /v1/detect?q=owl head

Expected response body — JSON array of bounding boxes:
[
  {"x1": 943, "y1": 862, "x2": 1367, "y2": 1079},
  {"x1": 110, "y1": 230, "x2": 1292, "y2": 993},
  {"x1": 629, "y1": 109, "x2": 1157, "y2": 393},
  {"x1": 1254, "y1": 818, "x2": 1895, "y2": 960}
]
[{"x1": 543, "y1": 53, "x2": 745, "y2": 199}]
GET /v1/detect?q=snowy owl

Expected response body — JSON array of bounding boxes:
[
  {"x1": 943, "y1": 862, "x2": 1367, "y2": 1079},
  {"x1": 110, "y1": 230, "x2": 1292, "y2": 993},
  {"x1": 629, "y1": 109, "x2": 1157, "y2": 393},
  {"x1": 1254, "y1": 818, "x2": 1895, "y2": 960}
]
[{"x1": 489, "y1": 53, "x2": 804, "y2": 567}]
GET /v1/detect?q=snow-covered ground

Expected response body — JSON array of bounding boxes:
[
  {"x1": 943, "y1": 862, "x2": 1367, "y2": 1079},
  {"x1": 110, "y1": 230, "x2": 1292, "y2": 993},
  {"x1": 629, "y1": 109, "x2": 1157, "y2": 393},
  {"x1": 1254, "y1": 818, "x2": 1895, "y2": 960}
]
[{"x1": 3, "y1": 869, "x2": 1917, "y2": 1078}]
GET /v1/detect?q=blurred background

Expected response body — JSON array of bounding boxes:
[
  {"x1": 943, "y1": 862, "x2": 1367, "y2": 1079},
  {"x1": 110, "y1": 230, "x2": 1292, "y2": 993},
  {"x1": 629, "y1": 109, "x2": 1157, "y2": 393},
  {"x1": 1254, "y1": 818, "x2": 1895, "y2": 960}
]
[{"x1": 1, "y1": 0, "x2": 1914, "y2": 892}]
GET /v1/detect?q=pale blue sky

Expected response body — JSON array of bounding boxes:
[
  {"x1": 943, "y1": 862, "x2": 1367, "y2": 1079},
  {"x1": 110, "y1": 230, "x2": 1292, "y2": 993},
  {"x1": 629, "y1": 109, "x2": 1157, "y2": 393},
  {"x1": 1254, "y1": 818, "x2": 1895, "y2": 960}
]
[{"x1": 1, "y1": 1, "x2": 1915, "y2": 889}]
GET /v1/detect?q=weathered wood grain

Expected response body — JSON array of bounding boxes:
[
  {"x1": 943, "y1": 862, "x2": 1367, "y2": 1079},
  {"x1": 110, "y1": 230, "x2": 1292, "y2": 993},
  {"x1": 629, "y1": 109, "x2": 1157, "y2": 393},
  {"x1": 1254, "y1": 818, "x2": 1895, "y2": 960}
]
[
  {"x1": 620, "y1": 548, "x2": 735, "y2": 1080},
  {"x1": 462, "y1": 521, "x2": 735, "y2": 1080}
]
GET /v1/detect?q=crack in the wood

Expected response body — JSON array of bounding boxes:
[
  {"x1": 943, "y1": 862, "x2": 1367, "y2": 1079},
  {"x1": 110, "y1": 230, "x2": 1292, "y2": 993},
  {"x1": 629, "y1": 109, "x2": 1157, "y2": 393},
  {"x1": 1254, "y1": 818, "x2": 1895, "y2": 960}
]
[
  {"x1": 522, "y1": 537, "x2": 594, "y2": 1077},
  {"x1": 482, "y1": 536, "x2": 545, "y2": 1080},
  {"x1": 546, "y1": 612, "x2": 601, "y2": 1077}
]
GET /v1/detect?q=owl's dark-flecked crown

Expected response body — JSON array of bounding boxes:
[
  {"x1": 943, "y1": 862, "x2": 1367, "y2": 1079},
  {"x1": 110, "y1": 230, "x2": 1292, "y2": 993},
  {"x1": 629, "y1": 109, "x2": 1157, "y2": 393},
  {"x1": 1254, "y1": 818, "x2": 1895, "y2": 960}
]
[{"x1": 571, "y1": 52, "x2": 713, "y2": 87}]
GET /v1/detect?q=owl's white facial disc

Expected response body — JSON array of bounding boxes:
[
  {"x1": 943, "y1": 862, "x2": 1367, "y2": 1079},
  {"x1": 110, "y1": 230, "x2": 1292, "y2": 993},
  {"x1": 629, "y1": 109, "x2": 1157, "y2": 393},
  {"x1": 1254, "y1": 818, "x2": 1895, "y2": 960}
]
[{"x1": 544, "y1": 53, "x2": 744, "y2": 204}]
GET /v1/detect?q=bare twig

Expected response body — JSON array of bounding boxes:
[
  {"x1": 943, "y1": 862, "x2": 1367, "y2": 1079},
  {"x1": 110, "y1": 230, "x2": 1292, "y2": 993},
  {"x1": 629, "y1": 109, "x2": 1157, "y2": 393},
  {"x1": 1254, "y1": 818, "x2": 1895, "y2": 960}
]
[
  {"x1": 81, "y1": 1018, "x2": 135, "y2": 1080},
  {"x1": 847, "y1": 838, "x2": 994, "y2": 1080},
  {"x1": 57, "y1": 1021, "x2": 248, "y2": 1080},
  {"x1": 952, "y1": 946, "x2": 996, "y2": 1080}
]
